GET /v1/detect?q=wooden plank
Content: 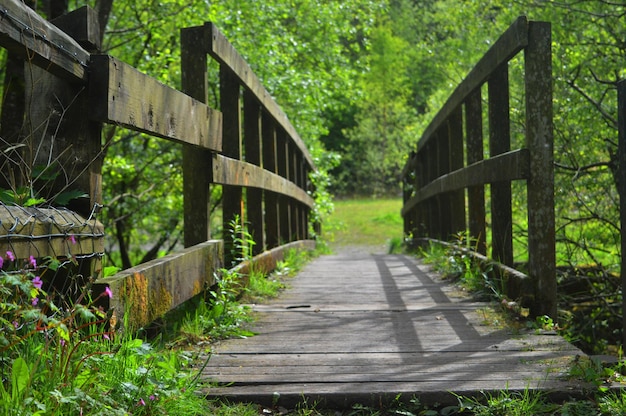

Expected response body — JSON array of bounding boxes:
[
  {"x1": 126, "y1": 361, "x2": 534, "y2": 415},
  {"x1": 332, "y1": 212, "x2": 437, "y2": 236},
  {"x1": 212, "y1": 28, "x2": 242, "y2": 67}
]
[
  {"x1": 417, "y1": 16, "x2": 528, "y2": 152},
  {"x1": 220, "y1": 65, "x2": 243, "y2": 266},
  {"x1": 181, "y1": 26, "x2": 212, "y2": 246},
  {"x1": 89, "y1": 55, "x2": 222, "y2": 150},
  {"x1": 489, "y1": 63, "x2": 513, "y2": 267},
  {"x1": 201, "y1": 248, "x2": 586, "y2": 409},
  {"x1": 212, "y1": 154, "x2": 315, "y2": 209},
  {"x1": 262, "y1": 114, "x2": 280, "y2": 248},
  {"x1": 619, "y1": 79, "x2": 626, "y2": 347},
  {"x1": 525, "y1": 22, "x2": 556, "y2": 318},
  {"x1": 0, "y1": 0, "x2": 90, "y2": 81},
  {"x1": 448, "y1": 107, "x2": 466, "y2": 235},
  {"x1": 401, "y1": 150, "x2": 529, "y2": 217},
  {"x1": 95, "y1": 240, "x2": 222, "y2": 330},
  {"x1": 203, "y1": 22, "x2": 315, "y2": 170},
  {"x1": 243, "y1": 89, "x2": 264, "y2": 254},
  {"x1": 465, "y1": 89, "x2": 487, "y2": 254},
  {"x1": 51, "y1": 6, "x2": 100, "y2": 51}
]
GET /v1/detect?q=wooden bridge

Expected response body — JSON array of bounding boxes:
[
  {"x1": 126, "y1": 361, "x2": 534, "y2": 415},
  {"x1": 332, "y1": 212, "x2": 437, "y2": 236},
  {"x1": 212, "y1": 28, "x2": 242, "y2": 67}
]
[
  {"x1": 199, "y1": 18, "x2": 589, "y2": 407},
  {"x1": 0, "y1": 2, "x2": 599, "y2": 409},
  {"x1": 201, "y1": 247, "x2": 586, "y2": 408}
]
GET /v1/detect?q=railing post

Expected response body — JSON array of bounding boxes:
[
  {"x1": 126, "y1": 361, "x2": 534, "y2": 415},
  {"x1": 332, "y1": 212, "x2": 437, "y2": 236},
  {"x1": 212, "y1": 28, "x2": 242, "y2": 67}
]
[
  {"x1": 465, "y1": 89, "x2": 487, "y2": 254},
  {"x1": 243, "y1": 89, "x2": 264, "y2": 255},
  {"x1": 448, "y1": 107, "x2": 466, "y2": 237},
  {"x1": 435, "y1": 128, "x2": 448, "y2": 240},
  {"x1": 221, "y1": 66, "x2": 243, "y2": 265},
  {"x1": 277, "y1": 130, "x2": 291, "y2": 243},
  {"x1": 26, "y1": 7, "x2": 102, "y2": 219},
  {"x1": 525, "y1": 21, "x2": 555, "y2": 318},
  {"x1": 488, "y1": 63, "x2": 513, "y2": 267},
  {"x1": 618, "y1": 79, "x2": 626, "y2": 347},
  {"x1": 181, "y1": 26, "x2": 212, "y2": 247},
  {"x1": 262, "y1": 114, "x2": 280, "y2": 248}
]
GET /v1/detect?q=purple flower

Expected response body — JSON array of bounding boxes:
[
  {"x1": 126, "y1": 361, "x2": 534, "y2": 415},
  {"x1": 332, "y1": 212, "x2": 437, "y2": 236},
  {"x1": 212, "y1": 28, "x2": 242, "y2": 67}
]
[
  {"x1": 68, "y1": 235, "x2": 77, "y2": 245},
  {"x1": 6, "y1": 251, "x2": 15, "y2": 261},
  {"x1": 12, "y1": 320, "x2": 18, "y2": 329},
  {"x1": 149, "y1": 395, "x2": 156, "y2": 401},
  {"x1": 29, "y1": 256, "x2": 37, "y2": 268},
  {"x1": 105, "y1": 286, "x2": 113, "y2": 299},
  {"x1": 138, "y1": 398, "x2": 146, "y2": 406},
  {"x1": 0, "y1": 257, "x2": 4, "y2": 269},
  {"x1": 32, "y1": 276, "x2": 43, "y2": 289},
  {"x1": 31, "y1": 297, "x2": 38, "y2": 306},
  {"x1": 103, "y1": 333, "x2": 110, "y2": 340}
]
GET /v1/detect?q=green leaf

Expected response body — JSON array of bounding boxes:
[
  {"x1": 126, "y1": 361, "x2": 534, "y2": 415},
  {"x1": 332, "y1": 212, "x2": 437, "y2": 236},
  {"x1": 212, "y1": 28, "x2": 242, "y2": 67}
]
[
  {"x1": 0, "y1": 189, "x2": 15, "y2": 204},
  {"x1": 31, "y1": 164, "x2": 59, "y2": 181},
  {"x1": 56, "y1": 323, "x2": 70, "y2": 342},
  {"x1": 103, "y1": 266, "x2": 121, "y2": 277},
  {"x1": 11, "y1": 357, "x2": 30, "y2": 398},
  {"x1": 23, "y1": 197, "x2": 46, "y2": 207},
  {"x1": 53, "y1": 190, "x2": 89, "y2": 207}
]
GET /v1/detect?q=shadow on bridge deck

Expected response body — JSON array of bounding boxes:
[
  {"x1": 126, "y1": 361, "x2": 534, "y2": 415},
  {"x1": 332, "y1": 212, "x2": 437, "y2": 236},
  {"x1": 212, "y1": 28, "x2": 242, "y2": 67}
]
[{"x1": 200, "y1": 247, "x2": 588, "y2": 409}]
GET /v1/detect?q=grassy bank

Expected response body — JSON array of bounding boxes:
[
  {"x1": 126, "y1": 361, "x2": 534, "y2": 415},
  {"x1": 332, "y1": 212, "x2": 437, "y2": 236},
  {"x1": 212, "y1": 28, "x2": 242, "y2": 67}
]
[{"x1": 328, "y1": 198, "x2": 403, "y2": 250}]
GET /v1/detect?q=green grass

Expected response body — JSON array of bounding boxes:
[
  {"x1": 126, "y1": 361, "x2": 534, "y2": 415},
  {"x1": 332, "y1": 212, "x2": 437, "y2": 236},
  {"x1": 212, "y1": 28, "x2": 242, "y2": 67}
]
[{"x1": 328, "y1": 198, "x2": 403, "y2": 249}]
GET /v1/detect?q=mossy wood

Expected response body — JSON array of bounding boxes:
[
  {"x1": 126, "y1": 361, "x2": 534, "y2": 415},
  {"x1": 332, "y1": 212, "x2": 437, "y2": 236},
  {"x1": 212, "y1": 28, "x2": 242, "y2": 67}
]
[
  {"x1": 401, "y1": 17, "x2": 555, "y2": 318},
  {"x1": 95, "y1": 240, "x2": 223, "y2": 330},
  {"x1": 0, "y1": 206, "x2": 104, "y2": 261},
  {"x1": 89, "y1": 55, "x2": 223, "y2": 151}
]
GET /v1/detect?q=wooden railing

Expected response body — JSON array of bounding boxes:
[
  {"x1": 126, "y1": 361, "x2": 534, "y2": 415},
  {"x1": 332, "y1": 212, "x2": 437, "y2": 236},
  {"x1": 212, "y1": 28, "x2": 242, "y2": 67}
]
[
  {"x1": 0, "y1": 1, "x2": 316, "y2": 329},
  {"x1": 401, "y1": 16, "x2": 555, "y2": 318}
]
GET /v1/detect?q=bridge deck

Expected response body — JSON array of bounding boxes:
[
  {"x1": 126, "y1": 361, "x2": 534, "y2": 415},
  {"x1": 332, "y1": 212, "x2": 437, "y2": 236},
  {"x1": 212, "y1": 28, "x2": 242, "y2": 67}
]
[{"x1": 201, "y1": 247, "x2": 587, "y2": 409}]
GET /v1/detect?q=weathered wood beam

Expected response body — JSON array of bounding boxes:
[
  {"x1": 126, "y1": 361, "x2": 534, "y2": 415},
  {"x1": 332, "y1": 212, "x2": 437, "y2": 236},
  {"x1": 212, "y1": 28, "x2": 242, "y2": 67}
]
[
  {"x1": 202, "y1": 22, "x2": 315, "y2": 170},
  {"x1": 95, "y1": 240, "x2": 223, "y2": 330},
  {"x1": 89, "y1": 55, "x2": 222, "y2": 150},
  {"x1": 417, "y1": 16, "x2": 528, "y2": 152},
  {"x1": 0, "y1": 0, "x2": 90, "y2": 81},
  {"x1": 401, "y1": 149, "x2": 529, "y2": 217},
  {"x1": 212, "y1": 154, "x2": 314, "y2": 209}
]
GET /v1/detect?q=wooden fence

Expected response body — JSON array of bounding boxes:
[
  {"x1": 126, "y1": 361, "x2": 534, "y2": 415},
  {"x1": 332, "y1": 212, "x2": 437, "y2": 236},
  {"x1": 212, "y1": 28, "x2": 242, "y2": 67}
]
[
  {"x1": 401, "y1": 16, "x2": 555, "y2": 318},
  {"x1": 0, "y1": 0, "x2": 316, "y2": 329}
]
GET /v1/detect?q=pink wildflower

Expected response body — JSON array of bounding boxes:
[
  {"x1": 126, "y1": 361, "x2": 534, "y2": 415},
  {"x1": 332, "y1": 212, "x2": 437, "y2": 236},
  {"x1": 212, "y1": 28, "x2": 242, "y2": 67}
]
[
  {"x1": 138, "y1": 398, "x2": 146, "y2": 406},
  {"x1": 6, "y1": 251, "x2": 15, "y2": 261},
  {"x1": 60, "y1": 339, "x2": 66, "y2": 347},
  {"x1": 29, "y1": 256, "x2": 37, "y2": 268},
  {"x1": 103, "y1": 333, "x2": 110, "y2": 340},
  {"x1": 32, "y1": 276, "x2": 42, "y2": 289},
  {"x1": 149, "y1": 395, "x2": 156, "y2": 401},
  {"x1": 31, "y1": 297, "x2": 38, "y2": 306},
  {"x1": 105, "y1": 286, "x2": 113, "y2": 299},
  {"x1": 0, "y1": 257, "x2": 4, "y2": 269},
  {"x1": 12, "y1": 321, "x2": 18, "y2": 329},
  {"x1": 68, "y1": 235, "x2": 77, "y2": 245}
]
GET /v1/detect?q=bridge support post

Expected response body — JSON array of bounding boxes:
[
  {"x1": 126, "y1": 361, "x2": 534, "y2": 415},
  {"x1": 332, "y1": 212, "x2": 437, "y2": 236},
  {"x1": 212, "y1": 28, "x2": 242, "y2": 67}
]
[
  {"x1": 465, "y1": 89, "x2": 487, "y2": 255},
  {"x1": 181, "y1": 26, "x2": 212, "y2": 247},
  {"x1": 221, "y1": 67, "x2": 244, "y2": 266},
  {"x1": 525, "y1": 22, "x2": 555, "y2": 318},
  {"x1": 488, "y1": 63, "x2": 513, "y2": 267},
  {"x1": 618, "y1": 80, "x2": 626, "y2": 348}
]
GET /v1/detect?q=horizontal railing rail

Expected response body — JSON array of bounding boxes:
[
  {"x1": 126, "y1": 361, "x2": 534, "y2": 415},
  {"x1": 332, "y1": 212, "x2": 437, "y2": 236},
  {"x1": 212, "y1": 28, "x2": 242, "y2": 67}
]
[{"x1": 401, "y1": 16, "x2": 555, "y2": 318}]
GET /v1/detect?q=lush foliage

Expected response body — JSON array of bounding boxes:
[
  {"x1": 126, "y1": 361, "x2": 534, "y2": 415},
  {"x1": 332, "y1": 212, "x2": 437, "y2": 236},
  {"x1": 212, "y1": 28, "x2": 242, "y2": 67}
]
[{"x1": 0, "y1": 251, "x2": 210, "y2": 415}]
